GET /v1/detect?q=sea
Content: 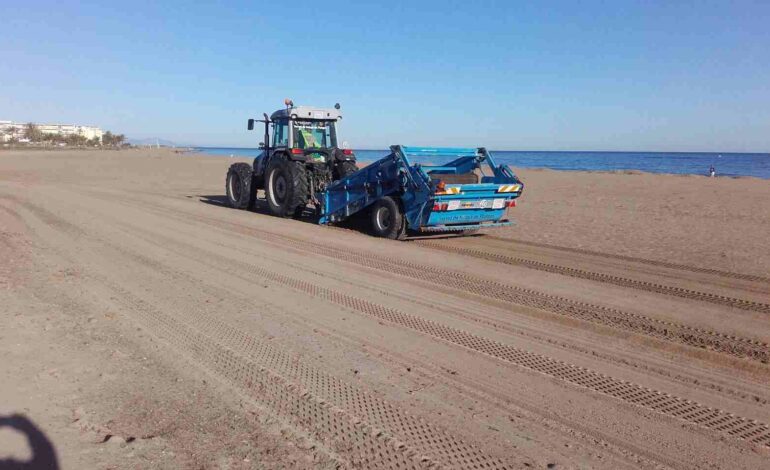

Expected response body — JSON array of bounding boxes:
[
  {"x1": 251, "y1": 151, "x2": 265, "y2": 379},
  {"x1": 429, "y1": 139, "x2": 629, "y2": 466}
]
[{"x1": 192, "y1": 147, "x2": 770, "y2": 179}]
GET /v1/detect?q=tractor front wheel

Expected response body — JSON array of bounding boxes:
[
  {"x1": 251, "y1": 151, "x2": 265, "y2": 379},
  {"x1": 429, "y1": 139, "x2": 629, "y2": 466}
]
[
  {"x1": 226, "y1": 163, "x2": 256, "y2": 210},
  {"x1": 370, "y1": 196, "x2": 407, "y2": 240},
  {"x1": 266, "y1": 156, "x2": 309, "y2": 218}
]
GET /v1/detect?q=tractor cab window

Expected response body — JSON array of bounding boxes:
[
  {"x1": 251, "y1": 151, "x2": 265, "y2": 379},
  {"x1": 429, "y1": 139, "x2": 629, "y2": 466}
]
[
  {"x1": 272, "y1": 119, "x2": 289, "y2": 147},
  {"x1": 292, "y1": 120, "x2": 337, "y2": 149}
]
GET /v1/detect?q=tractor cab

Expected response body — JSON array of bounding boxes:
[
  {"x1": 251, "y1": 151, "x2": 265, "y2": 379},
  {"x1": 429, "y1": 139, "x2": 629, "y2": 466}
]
[
  {"x1": 268, "y1": 106, "x2": 340, "y2": 149},
  {"x1": 248, "y1": 100, "x2": 352, "y2": 168}
]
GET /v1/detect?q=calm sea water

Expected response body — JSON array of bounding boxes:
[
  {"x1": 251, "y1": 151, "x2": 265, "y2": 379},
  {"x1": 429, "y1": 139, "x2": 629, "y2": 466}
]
[{"x1": 193, "y1": 147, "x2": 770, "y2": 179}]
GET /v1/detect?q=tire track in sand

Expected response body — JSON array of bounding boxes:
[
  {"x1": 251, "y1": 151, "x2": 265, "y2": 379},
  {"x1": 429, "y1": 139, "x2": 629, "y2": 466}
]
[
  {"x1": 124, "y1": 198, "x2": 768, "y2": 365},
  {"x1": 414, "y1": 240, "x2": 770, "y2": 314},
  {"x1": 486, "y1": 236, "x2": 770, "y2": 284},
  {"x1": 116, "y1": 213, "x2": 769, "y2": 408},
  {"x1": 47, "y1": 195, "x2": 673, "y2": 469},
  {"x1": 67, "y1": 194, "x2": 770, "y2": 450},
  {"x1": 13, "y1": 199, "x2": 508, "y2": 470},
  {"x1": 168, "y1": 242, "x2": 770, "y2": 449}
]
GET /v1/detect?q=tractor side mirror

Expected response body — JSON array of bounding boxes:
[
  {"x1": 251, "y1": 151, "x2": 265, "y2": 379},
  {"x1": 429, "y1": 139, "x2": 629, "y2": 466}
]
[
  {"x1": 258, "y1": 142, "x2": 265, "y2": 149},
  {"x1": 247, "y1": 119, "x2": 255, "y2": 131}
]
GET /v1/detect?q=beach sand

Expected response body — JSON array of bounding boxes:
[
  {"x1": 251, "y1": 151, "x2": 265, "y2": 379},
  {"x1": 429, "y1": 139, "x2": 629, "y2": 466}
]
[
  {"x1": 1, "y1": 148, "x2": 768, "y2": 469},
  {"x1": 500, "y1": 166, "x2": 770, "y2": 277}
]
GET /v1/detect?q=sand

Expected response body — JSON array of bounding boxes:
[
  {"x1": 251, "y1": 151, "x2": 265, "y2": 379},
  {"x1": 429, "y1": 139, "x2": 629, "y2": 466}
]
[
  {"x1": 1, "y1": 148, "x2": 768, "y2": 469},
  {"x1": 501, "y1": 166, "x2": 770, "y2": 278}
]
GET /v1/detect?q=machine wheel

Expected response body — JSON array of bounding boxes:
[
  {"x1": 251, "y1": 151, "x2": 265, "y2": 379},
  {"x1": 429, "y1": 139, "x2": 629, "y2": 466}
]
[
  {"x1": 370, "y1": 196, "x2": 407, "y2": 240},
  {"x1": 266, "y1": 156, "x2": 309, "y2": 218},
  {"x1": 226, "y1": 163, "x2": 257, "y2": 210},
  {"x1": 334, "y1": 160, "x2": 358, "y2": 180}
]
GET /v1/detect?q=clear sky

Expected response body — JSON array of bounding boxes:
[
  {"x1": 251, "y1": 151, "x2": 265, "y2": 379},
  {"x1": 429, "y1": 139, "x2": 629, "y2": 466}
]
[{"x1": 1, "y1": 1, "x2": 768, "y2": 151}]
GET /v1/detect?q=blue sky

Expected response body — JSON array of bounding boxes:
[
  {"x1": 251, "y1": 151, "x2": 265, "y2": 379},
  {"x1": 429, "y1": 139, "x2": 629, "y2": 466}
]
[{"x1": 1, "y1": 1, "x2": 768, "y2": 151}]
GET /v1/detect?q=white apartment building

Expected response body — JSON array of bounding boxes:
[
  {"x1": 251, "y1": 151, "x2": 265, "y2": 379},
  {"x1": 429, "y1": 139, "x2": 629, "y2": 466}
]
[
  {"x1": 0, "y1": 120, "x2": 104, "y2": 142},
  {"x1": 0, "y1": 121, "x2": 20, "y2": 142}
]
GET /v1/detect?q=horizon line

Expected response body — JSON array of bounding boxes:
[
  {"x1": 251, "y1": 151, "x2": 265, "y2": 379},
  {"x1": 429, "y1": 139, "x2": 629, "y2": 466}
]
[{"x1": 187, "y1": 145, "x2": 769, "y2": 155}]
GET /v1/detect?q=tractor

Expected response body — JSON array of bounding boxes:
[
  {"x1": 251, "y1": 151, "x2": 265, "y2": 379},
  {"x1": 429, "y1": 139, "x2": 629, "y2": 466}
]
[{"x1": 225, "y1": 99, "x2": 357, "y2": 217}]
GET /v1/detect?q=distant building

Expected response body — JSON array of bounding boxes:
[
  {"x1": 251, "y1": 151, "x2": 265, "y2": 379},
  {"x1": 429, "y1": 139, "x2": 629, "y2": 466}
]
[
  {"x1": 0, "y1": 120, "x2": 104, "y2": 143},
  {"x1": 0, "y1": 121, "x2": 20, "y2": 142}
]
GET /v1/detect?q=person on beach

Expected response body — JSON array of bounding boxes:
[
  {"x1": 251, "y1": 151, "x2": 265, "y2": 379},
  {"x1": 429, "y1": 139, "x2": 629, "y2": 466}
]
[{"x1": 709, "y1": 165, "x2": 716, "y2": 177}]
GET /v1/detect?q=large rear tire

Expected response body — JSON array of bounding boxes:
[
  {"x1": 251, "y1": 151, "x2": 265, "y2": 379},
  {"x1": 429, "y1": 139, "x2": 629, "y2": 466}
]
[
  {"x1": 226, "y1": 163, "x2": 256, "y2": 210},
  {"x1": 334, "y1": 160, "x2": 358, "y2": 180},
  {"x1": 266, "y1": 156, "x2": 309, "y2": 218},
  {"x1": 370, "y1": 196, "x2": 407, "y2": 240}
]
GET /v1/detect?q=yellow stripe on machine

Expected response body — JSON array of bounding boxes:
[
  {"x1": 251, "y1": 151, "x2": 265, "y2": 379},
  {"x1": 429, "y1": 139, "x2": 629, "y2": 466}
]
[
  {"x1": 436, "y1": 187, "x2": 461, "y2": 195},
  {"x1": 497, "y1": 184, "x2": 521, "y2": 193}
]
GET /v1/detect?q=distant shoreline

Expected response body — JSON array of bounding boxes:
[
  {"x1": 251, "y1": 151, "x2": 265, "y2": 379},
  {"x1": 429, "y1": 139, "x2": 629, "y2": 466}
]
[
  {"x1": 191, "y1": 146, "x2": 769, "y2": 155},
  {"x1": 187, "y1": 147, "x2": 770, "y2": 180}
]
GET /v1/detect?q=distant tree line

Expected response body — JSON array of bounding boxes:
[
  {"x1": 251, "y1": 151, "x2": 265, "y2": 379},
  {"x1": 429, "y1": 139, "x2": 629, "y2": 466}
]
[
  {"x1": 1, "y1": 123, "x2": 126, "y2": 147},
  {"x1": 101, "y1": 131, "x2": 126, "y2": 146}
]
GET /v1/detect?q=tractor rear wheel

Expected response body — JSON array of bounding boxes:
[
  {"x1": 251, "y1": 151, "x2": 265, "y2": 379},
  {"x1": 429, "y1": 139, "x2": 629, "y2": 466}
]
[
  {"x1": 370, "y1": 196, "x2": 407, "y2": 240},
  {"x1": 266, "y1": 156, "x2": 309, "y2": 218},
  {"x1": 334, "y1": 160, "x2": 358, "y2": 180},
  {"x1": 226, "y1": 163, "x2": 257, "y2": 210}
]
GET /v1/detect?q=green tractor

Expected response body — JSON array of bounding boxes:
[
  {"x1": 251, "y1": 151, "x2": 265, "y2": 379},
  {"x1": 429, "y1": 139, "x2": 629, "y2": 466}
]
[{"x1": 226, "y1": 99, "x2": 358, "y2": 217}]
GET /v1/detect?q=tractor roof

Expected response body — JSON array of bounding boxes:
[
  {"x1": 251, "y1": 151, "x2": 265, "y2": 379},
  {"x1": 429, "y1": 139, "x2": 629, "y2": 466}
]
[{"x1": 270, "y1": 106, "x2": 342, "y2": 121}]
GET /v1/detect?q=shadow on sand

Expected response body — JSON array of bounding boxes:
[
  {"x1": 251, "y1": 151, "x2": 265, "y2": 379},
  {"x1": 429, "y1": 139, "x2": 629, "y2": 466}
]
[
  {"x1": 0, "y1": 414, "x2": 59, "y2": 470},
  {"x1": 196, "y1": 194, "x2": 230, "y2": 207},
  {"x1": 194, "y1": 194, "x2": 483, "y2": 240},
  {"x1": 195, "y1": 194, "x2": 356, "y2": 229}
]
